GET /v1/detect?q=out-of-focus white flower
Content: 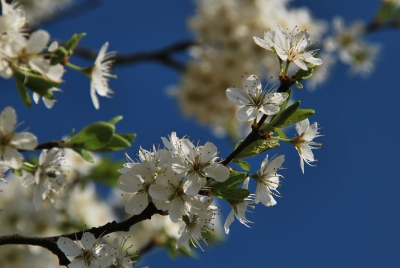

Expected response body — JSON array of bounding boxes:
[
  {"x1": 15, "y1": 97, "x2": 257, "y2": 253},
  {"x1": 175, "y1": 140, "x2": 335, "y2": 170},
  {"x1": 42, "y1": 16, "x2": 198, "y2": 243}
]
[
  {"x1": 33, "y1": 87, "x2": 62, "y2": 109},
  {"x1": 0, "y1": 106, "x2": 38, "y2": 169},
  {"x1": 224, "y1": 178, "x2": 254, "y2": 234},
  {"x1": 18, "y1": 0, "x2": 72, "y2": 25},
  {"x1": 171, "y1": 139, "x2": 229, "y2": 195},
  {"x1": 89, "y1": 42, "x2": 115, "y2": 110},
  {"x1": 344, "y1": 41, "x2": 380, "y2": 77},
  {"x1": 23, "y1": 148, "x2": 66, "y2": 210},
  {"x1": 57, "y1": 232, "x2": 112, "y2": 268},
  {"x1": 226, "y1": 74, "x2": 289, "y2": 121},
  {"x1": 108, "y1": 237, "x2": 136, "y2": 268},
  {"x1": 254, "y1": 155, "x2": 284, "y2": 207},
  {"x1": 293, "y1": 119, "x2": 322, "y2": 173},
  {"x1": 0, "y1": 161, "x2": 9, "y2": 182},
  {"x1": 306, "y1": 53, "x2": 336, "y2": 90}
]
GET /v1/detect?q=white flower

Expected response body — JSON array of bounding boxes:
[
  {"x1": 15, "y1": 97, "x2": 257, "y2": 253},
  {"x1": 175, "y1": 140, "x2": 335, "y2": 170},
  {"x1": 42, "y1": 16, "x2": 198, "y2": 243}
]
[
  {"x1": 108, "y1": 237, "x2": 136, "y2": 268},
  {"x1": 0, "y1": 106, "x2": 38, "y2": 169},
  {"x1": 117, "y1": 161, "x2": 156, "y2": 215},
  {"x1": 255, "y1": 25, "x2": 322, "y2": 70},
  {"x1": 149, "y1": 168, "x2": 204, "y2": 222},
  {"x1": 254, "y1": 155, "x2": 284, "y2": 206},
  {"x1": 161, "y1": 131, "x2": 182, "y2": 157},
  {"x1": 293, "y1": 119, "x2": 322, "y2": 173},
  {"x1": 57, "y1": 232, "x2": 112, "y2": 268},
  {"x1": 226, "y1": 74, "x2": 289, "y2": 121},
  {"x1": 33, "y1": 87, "x2": 62, "y2": 109},
  {"x1": 90, "y1": 42, "x2": 115, "y2": 110},
  {"x1": 224, "y1": 177, "x2": 254, "y2": 234},
  {"x1": 176, "y1": 200, "x2": 217, "y2": 252},
  {"x1": 171, "y1": 139, "x2": 230, "y2": 195},
  {"x1": 23, "y1": 148, "x2": 66, "y2": 210},
  {"x1": 0, "y1": 161, "x2": 8, "y2": 182},
  {"x1": 344, "y1": 41, "x2": 380, "y2": 77}
]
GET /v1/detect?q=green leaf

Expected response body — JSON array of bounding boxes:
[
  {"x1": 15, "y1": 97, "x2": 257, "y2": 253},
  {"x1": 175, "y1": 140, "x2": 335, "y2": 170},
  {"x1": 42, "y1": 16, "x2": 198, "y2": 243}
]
[
  {"x1": 64, "y1": 33, "x2": 86, "y2": 52},
  {"x1": 209, "y1": 170, "x2": 247, "y2": 189},
  {"x1": 65, "y1": 122, "x2": 115, "y2": 151},
  {"x1": 291, "y1": 64, "x2": 316, "y2": 81},
  {"x1": 108, "y1": 115, "x2": 123, "y2": 125},
  {"x1": 280, "y1": 89, "x2": 292, "y2": 111},
  {"x1": 101, "y1": 134, "x2": 131, "y2": 151},
  {"x1": 73, "y1": 149, "x2": 94, "y2": 163},
  {"x1": 278, "y1": 108, "x2": 315, "y2": 128},
  {"x1": 49, "y1": 46, "x2": 69, "y2": 65},
  {"x1": 12, "y1": 67, "x2": 59, "y2": 98},
  {"x1": 234, "y1": 139, "x2": 280, "y2": 160},
  {"x1": 295, "y1": 81, "x2": 303, "y2": 88},
  {"x1": 14, "y1": 75, "x2": 32, "y2": 107},
  {"x1": 274, "y1": 127, "x2": 287, "y2": 138},
  {"x1": 268, "y1": 101, "x2": 300, "y2": 128},
  {"x1": 233, "y1": 159, "x2": 251, "y2": 171},
  {"x1": 211, "y1": 187, "x2": 250, "y2": 200},
  {"x1": 118, "y1": 133, "x2": 136, "y2": 143}
]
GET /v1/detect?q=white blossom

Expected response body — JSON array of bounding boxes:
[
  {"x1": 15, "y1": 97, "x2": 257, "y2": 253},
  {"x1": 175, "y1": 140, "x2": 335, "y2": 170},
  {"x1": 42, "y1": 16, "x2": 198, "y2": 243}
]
[
  {"x1": 226, "y1": 74, "x2": 288, "y2": 121},
  {"x1": 293, "y1": 119, "x2": 322, "y2": 173},
  {"x1": 90, "y1": 42, "x2": 115, "y2": 110},
  {"x1": 0, "y1": 107, "x2": 38, "y2": 169},
  {"x1": 254, "y1": 155, "x2": 284, "y2": 206}
]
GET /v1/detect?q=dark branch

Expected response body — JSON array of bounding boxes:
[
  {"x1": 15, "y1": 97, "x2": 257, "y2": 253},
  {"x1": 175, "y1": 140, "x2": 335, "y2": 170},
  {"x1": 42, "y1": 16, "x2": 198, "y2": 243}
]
[
  {"x1": 0, "y1": 203, "x2": 164, "y2": 266},
  {"x1": 70, "y1": 40, "x2": 195, "y2": 72}
]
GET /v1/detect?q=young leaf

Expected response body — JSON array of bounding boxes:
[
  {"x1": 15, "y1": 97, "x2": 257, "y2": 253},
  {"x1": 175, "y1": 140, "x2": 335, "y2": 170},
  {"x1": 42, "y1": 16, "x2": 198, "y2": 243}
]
[
  {"x1": 233, "y1": 159, "x2": 251, "y2": 171},
  {"x1": 13, "y1": 67, "x2": 58, "y2": 98},
  {"x1": 267, "y1": 101, "x2": 300, "y2": 128},
  {"x1": 234, "y1": 139, "x2": 279, "y2": 160},
  {"x1": 274, "y1": 127, "x2": 287, "y2": 138},
  {"x1": 14, "y1": 76, "x2": 32, "y2": 107},
  {"x1": 108, "y1": 115, "x2": 123, "y2": 125},
  {"x1": 65, "y1": 122, "x2": 115, "y2": 151},
  {"x1": 101, "y1": 134, "x2": 131, "y2": 151},
  {"x1": 73, "y1": 149, "x2": 94, "y2": 163},
  {"x1": 64, "y1": 33, "x2": 86, "y2": 52},
  {"x1": 278, "y1": 109, "x2": 315, "y2": 128},
  {"x1": 209, "y1": 170, "x2": 247, "y2": 189},
  {"x1": 210, "y1": 187, "x2": 250, "y2": 201},
  {"x1": 118, "y1": 133, "x2": 136, "y2": 143}
]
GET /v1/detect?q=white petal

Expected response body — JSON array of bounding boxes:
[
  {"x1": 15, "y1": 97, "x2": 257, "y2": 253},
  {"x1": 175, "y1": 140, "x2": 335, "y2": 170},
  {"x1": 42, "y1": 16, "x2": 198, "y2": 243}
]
[
  {"x1": 303, "y1": 122, "x2": 319, "y2": 141},
  {"x1": 170, "y1": 156, "x2": 190, "y2": 174},
  {"x1": 48, "y1": 41, "x2": 58, "y2": 52},
  {"x1": 259, "y1": 104, "x2": 280, "y2": 115},
  {"x1": 183, "y1": 175, "x2": 201, "y2": 195},
  {"x1": 90, "y1": 83, "x2": 100, "y2": 109},
  {"x1": 245, "y1": 74, "x2": 261, "y2": 96},
  {"x1": 33, "y1": 181, "x2": 47, "y2": 210},
  {"x1": 68, "y1": 259, "x2": 86, "y2": 268},
  {"x1": 226, "y1": 87, "x2": 250, "y2": 106},
  {"x1": 149, "y1": 182, "x2": 171, "y2": 200},
  {"x1": 294, "y1": 59, "x2": 308, "y2": 70},
  {"x1": 204, "y1": 164, "x2": 229, "y2": 182},
  {"x1": 3, "y1": 147, "x2": 22, "y2": 169},
  {"x1": 11, "y1": 132, "x2": 38, "y2": 150},
  {"x1": 169, "y1": 198, "x2": 184, "y2": 222},
  {"x1": 305, "y1": 56, "x2": 322, "y2": 66},
  {"x1": 118, "y1": 173, "x2": 142, "y2": 193},
  {"x1": 224, "y1": 210, "x2": 235, "y2": 234},
  {"x1": 253, "y1": 36, "x2": 272, "y2": 50},
  {"x1": 0, "y1": 106, "x2": 16, "y2": 135},
  {"x1": 46, "y1": 64, "x2": 64, "y2": 82},
  {"x1": 81, "y1": 232, "x2": 96, "y2": 250},
  {"x1": 199, "y1": 141, "x2": 217, "y2": 164},
  {"x1": 33, "y1": 92, "x2": 40, "y2": 104},
  {"x1": 125, "y1": 193, "x2": 148, "y2": 215},
  {"x1": 95, "y1": 42, "x2": 109, "y2": 65},
  {"x1": 262, "y1": 155, "x2": 285, "y2": 174},
  {"x1": 237, "y1": 106, "x2": 257, "y2": 121},
  {"x1": 296, "y1": 119, "x2": 310, "y2": 135},
  {"x1": 43, "y1": 97, "x2": 55, "y2": 109},
  {"x1": 26, "y1": 30, "x2": 50, "y2": 53},
  {"x1": 57, "y1": 237, "x2": 81, "y2": 256}
]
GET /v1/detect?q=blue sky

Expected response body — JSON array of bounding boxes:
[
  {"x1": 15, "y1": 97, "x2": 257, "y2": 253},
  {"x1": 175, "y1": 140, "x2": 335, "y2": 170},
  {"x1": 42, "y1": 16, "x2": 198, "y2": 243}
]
[{"x1": 1, "y1": 0, "x2": 399, "y2": 267}]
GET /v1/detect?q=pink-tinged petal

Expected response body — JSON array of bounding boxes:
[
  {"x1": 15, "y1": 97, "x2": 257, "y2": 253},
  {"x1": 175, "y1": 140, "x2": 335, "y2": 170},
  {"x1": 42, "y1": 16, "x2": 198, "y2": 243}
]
[
  {"x1": 259, "y1": 104, "x2": 280, "y2": 115},
  {"x1": 81, "y1": 232, "x2": 96, "y2": 250},
  {"x1": 296, "y1": 119, "x2": 310, "y2": 135},
  {"x1": 57, "y1": 237, "x2": 81, "y2": 256},
  {"x1": 205, "y1": 164, "x2": 229, "y2": 182},
  {"x1": 183, "y1": 175, "x2": 201, "y2": 195},
  {"x1": 226, "y1": 88, "x2": 251, "y2": 106},
  {"x1": 0, "y1": 106, "x2": 16, "y2": 135},
  {"x1": 169, "y1": 198, "x2": 184, "y2": 222},
  {"x1": 3, "y1": 147, "x2": 22, "y2": 169},
  {"x1": 294, "y1": 59, "x2": 308, "y2": 70},
  {"x1": 245, "y1": 74, "x2": 261, "y2": 96},
  {"x1": 237, "y1": 106, "x2": 257, "y2": 121},
  {"x1": 118, "y1": 173, "x2": 142, "y2": 193},
  {"x1": 199, "y1": 141, "x2": 217, "y2": 163},
  {"x1": 26, "y1": 30, "x2": 50, "y2": 53},
  {"x1": 11, "y1": 132, "x2": 38, "y2": 150},
  {"x1": 303, "y1": 122, "x2": 319, "y2": 141},
  {"x1": 224, "y1": 210, "x2": 235, "y2": 234},
  {"x1": 125, "y1": 193, "x2": 148, "y2": 215},
  {"x1": 90, "y1": 83, "x2": 100, "y2": 110}
]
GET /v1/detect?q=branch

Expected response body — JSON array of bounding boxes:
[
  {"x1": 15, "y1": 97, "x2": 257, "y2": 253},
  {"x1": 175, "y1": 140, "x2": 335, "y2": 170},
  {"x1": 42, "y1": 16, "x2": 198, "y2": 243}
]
[
  {"x1": 0, "y1": 202, "x2": 164, "y2": 266},
  {"x1": 70, "y1": 40, "x2": 195, "y2": 72}
]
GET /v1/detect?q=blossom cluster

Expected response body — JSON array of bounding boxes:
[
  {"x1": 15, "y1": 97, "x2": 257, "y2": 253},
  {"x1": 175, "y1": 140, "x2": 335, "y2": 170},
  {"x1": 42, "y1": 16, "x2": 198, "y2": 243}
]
[{"x1": 118, "y1": 132, "x2": 229, "y2": 251}]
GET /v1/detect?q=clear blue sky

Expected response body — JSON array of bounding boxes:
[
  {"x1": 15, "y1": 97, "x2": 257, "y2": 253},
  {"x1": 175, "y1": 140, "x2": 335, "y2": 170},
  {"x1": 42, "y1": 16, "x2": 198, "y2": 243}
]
[{"x1": 1, "y1": 1, "x2": 399, "y2": 267}]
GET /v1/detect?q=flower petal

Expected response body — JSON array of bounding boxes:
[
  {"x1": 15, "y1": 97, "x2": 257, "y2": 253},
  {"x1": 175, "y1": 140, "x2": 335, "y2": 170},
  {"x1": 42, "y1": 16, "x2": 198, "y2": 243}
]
[
  {"x1": 204, "y1": 164, "x2": 229, "y2": 182},
  {"x1": 224, "y1": 210, "x2": 235, "y2": 234},
  {"x1": 0, "y1": 106, "x2": 16, "y2": 135},
  {"x1": 11, "y1": 132, "x2": 38, "y2": 150},
  {"x1": 57, "y1": 237, "x2": 81, "y2": 257},
  {"x1": 125, "y1": 193, "x2": 148, "y2": 215},
  {"x1": 26, "y1": 30, "x2": 50, "y2": 53},
  {"x1": 237, "y1": 106, "x2": 257, "y2": 121},
  {"x1": 226, "y1": 87, "x2": 250, "y2": 106}
]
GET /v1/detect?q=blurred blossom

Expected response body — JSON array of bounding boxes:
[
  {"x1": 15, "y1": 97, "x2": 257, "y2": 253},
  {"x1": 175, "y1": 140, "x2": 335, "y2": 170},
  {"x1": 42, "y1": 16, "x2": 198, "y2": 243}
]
[
  {"x1": 173, "y1": 0, "x2": 327, "y2": 136},
  {"x1": 19, "y1": 0, "x2": 72, "y2": 25},
  {"x1": 306, "y1": 53, "x2": 336, "y2": 90}
]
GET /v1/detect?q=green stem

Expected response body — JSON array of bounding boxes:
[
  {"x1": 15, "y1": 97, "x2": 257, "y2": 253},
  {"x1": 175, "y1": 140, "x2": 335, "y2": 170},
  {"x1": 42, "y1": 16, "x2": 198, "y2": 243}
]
[
  {"x1": 270, "y1": 136, "x2": 292, "y2": 143},
  {"x1": 65, "y1": 62, "x2": 87, "y2": 72},
  {"x1": 284, "y1": 61, "x2": 290, "y2": 75}
]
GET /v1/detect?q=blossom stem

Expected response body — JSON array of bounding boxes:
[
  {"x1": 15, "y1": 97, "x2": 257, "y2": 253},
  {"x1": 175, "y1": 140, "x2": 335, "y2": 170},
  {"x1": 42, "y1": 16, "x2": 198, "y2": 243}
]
[
  {"x1": 65, "y1": 62, "x2": 86, "y2": 72},
  {"x1": 270, "y1": 136, "x2": 292, "y2": 143},
  {"x1": 284, "y1": 61, "x2": 290, "y2": 75}
]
